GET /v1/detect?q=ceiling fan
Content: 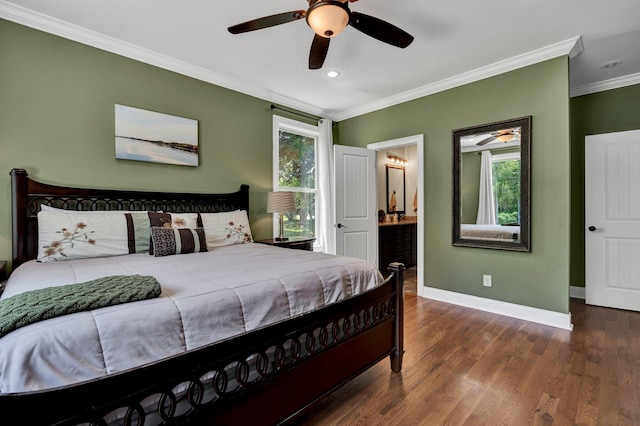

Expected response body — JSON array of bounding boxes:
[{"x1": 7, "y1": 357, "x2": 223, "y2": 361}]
[
  {"x1": 228, "y1": 0, "x2": 414, "y2": 69},
  {"x1": 476, "y1": 128, "x2": 521, "y2": 146}
]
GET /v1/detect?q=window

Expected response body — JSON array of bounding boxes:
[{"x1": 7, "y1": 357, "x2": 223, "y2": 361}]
[
  {"x1": 273, "y1": 116, "x2": 319, "y2": 241},
  {"x1": 492, "y1": 152, "x2": 520, "y2": 225}
]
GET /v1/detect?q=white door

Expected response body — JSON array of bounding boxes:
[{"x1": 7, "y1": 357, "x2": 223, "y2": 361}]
[
  {"x1": 334, "y1": 145, "x2": 377, "y2": 264},
  {"x1": 585, "y1": 129, "x2": 640, "y2": 311}
]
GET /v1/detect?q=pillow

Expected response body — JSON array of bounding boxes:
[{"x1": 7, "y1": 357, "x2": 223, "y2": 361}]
[
  {"x1": 148, "y1": 212, "x2": 172, "y2": 228},
  {"x1": 168, "y1": 213, "x2": 199, "y2": 229},
  {"x1": 150, "y1": 227, "x2": 207, "y2": 257},
  {"x1": 125, "y1": 212, "x2": 151, "y2": 253},
  {"x1": 37, "y1": 211, "x2": 150, "y2": 262},
  {"x1": 147, "y1": 212, "x2": 199, "y2": 254},
  {"x1": 200, "y1": 210, "x2": 253, "y2": 248}
]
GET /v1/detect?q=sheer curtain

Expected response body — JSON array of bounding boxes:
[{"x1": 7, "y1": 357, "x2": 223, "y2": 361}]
[
  {"x1": 317, "y1": 118, "x2": 335, "y2": 254},
  {"x1": 476, "y1": 150, "x2": 496, "y2": 225}
]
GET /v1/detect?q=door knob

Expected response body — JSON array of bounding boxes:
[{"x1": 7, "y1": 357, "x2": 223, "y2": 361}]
[
  {"x1": 588, "y1": 226, "x2": 602, "y2": 232},
  {"x1": 337, "y1": 223, "x2": 347, "y2": 229}
]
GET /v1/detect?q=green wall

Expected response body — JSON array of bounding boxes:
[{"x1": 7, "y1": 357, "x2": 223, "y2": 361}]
[
  {"x1": 337, "y1": 58, "x2": 571, "y2": 313},
  {"x1": 569, "y1": 83, "x2": 640, "y2": 287},
  {"x1": 1, "y1": 19, "x2": 577, "y2": 314},
  {"x1": 0, "y1": 19, "x2": 297, "y2": 267}
]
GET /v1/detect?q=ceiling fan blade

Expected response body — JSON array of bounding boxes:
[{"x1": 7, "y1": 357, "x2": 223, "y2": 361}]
[
  {"x1": 349, "y1": 12, "x2": 414, "y2": 48},
  {"x1": 476, "y1": 136, "x2": 496, "y2": 146},
  {"x1": 309, "y1": 34, "x2": 330, "y2": 70},
  {"x1": 228, "y1": 10, "x2": 306, "y2": 34}
]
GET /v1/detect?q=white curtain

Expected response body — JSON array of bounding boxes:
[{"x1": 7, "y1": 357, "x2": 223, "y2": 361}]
[
  {"x1": 317, "y1": 118, "x2": 336, "y2": 254},
  {"x1": 476, "y1": 150, "x2": 496, "y2": 225}
]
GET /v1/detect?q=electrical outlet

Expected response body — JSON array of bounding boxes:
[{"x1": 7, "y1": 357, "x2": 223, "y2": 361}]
[{"x1": 483, "y1": 274, "x2": 492, "y2": 287}]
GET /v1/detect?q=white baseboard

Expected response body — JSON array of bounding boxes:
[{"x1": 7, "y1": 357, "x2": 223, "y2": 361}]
[
  {"x1": 420, "y1": 286, "x2": 573, "y2": 330},
  {"x1": 570, "y1": 286, "x2": 586, "y2": 300}
]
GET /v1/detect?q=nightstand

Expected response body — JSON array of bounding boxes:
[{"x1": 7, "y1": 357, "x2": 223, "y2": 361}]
[{"x1": 255, "y1": 237, "x2": 315, "y2": 251}]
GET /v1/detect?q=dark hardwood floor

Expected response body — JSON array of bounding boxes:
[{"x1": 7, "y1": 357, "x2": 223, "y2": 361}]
[{"x1": 292, "y1": 270, "x2": 640, "y2": 425}]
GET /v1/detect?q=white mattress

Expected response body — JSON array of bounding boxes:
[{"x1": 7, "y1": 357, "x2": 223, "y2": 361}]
[
  {"x1": 0, "y1": 243, "x2": 383, "y2": 393},
  {"x1": 460, "y1": 224, "x2": 519, "y2": 240}
]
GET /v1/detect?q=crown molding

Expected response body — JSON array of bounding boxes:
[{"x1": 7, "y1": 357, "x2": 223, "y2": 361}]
[
  {"x1": 333, "y1": 36, "x2": 583, "y2": 121},
  {"x1": 6, "y1": 3, "x2": 614, "y2": 120},
  {"x1": 0, "y1": 1, "x2": 328, "y2": 119},
  {"x1": 570, "y1": 72, "x2": 640, "y2": 97}
]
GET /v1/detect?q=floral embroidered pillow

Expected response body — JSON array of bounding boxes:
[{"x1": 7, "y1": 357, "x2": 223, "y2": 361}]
[
  {"x1": 36, "y1": 212, "x2": 148, "y2": 262},
  {"x1": 168, "y1": 213, "x2": 199, "y2": 229},
  {"x1": 200, "y1": 210, "x2": 253, "y2": 248}
]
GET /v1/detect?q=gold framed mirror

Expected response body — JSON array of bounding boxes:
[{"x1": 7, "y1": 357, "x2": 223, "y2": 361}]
[{"x1": 452, "y1": 116, "x2": 531, "y2": 251}]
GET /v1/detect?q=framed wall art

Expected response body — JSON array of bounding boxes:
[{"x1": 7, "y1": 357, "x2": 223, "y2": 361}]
[{"x1": 115, "y1": 104, "x2": 199, "y2": 167}]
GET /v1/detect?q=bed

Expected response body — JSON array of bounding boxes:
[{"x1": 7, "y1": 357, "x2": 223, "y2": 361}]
[
  {"x1": 460, "y1": 224, "x2": 519, "y2": 241},
  {"x1": 0, "y1": 168, "x2": 405, "y2": 425}
]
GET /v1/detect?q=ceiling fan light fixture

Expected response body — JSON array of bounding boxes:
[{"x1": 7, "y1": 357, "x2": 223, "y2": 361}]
[
  {"x1": 306, "y1": 1, "x2": 350, "y2": 38},
  {"x1": 496, "y1": 134, "x2": 513, "y2": 143}
]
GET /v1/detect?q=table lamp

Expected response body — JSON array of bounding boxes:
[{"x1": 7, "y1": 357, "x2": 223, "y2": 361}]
[{"x1": 267, "y1": 191, "x2": 296, "y2": 241}]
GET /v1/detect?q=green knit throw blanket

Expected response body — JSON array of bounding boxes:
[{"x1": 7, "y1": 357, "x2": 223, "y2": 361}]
[{"x1": 0, "y1": 275, "x2": 161, "y2": 338}]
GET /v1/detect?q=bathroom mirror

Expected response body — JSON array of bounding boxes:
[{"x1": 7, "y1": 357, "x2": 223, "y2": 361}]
[
  {"x1": 452, "y1": 116, "x2": 531, "y2": 251},
  {"x1": 386, "y1": 165, "x2": 405, "y2": 214}
]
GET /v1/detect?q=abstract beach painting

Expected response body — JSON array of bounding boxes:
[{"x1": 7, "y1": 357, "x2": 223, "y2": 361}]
[{"x1": 115, "y1": 104, "x2": 199, "y2": 166}]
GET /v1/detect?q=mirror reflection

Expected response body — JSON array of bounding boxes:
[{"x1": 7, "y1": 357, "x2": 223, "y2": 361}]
[
  {"x1": 386, "y1": 165, "x2": 405, "y2": 214},
  {"x1": 453, "y1": 116, "x2": 531, "y2": 251}
]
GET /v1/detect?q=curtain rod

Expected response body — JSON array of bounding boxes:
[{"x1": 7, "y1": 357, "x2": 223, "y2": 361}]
[{"x1": 270, "y1": 104, "x2": 319, "y2": 121}]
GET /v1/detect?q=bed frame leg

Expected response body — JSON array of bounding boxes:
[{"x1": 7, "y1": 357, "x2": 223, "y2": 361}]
[{"x1": 387, "y1": 262, "x2": 405, "y2": 372}]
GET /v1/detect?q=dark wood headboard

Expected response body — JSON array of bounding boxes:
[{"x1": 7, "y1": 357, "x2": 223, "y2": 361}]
[{"x1": 10, "y1": 168, "x2": 250, "y2": 268}]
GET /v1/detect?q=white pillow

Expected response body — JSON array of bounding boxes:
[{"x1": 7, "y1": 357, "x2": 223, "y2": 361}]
[
  {"x1": 200, "y1": 210, "x2": 253, "y2": 248},
  {"x1": 37, "y1": 211, "x2": 150, "y2": 262},
  {"x1": 168, "y1": 213, "x2": 199, "y2": 229}
]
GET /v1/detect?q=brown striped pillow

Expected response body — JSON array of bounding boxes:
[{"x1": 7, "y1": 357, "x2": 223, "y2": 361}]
[
  {"x1": 147, "y1": 212, "x2": 172, "y2": 255},
  {"x1": 150, "y1": 227, "x2": 207, "y2": 257}
]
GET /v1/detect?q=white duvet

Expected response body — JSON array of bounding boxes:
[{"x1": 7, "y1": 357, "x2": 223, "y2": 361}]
[{"x1": 0, "y1": 243, "x2": 383, "y2": 393}]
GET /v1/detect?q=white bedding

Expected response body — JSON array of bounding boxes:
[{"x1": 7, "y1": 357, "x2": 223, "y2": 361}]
[
  {"x1": 460, "y1": 224, "x2": 519, "y2": 241},
  {"x1": 0, "y1": 243, "x2": 383, "y2": 393}
]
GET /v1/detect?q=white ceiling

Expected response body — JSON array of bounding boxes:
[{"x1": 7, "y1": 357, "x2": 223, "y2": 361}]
[{"x1": 2, "y1": 0, "x2": 639, "y2": 121}]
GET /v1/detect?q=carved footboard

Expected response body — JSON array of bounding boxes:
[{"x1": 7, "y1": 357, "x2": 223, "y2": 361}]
[{"x1": 0, "y1": 263, "x2": 404, "y2": 425}]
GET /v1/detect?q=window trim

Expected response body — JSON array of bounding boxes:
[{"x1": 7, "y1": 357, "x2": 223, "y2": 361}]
[
  {"x1": 491, "y1": 151, "x2": 521, "y2": 162},
  {"x1": 272, "y1": 115, "x2": 320, "y2": 248}
]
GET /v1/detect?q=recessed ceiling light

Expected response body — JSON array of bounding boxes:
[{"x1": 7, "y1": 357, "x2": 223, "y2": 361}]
[
  {"x1": 325, "y1": 70, "x2": 341, "y2": 78},
  {"x1": 602, "y1": 60, "x2": 623, "y2": 69}
]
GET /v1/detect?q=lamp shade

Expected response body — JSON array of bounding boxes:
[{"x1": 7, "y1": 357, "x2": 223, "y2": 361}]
[{"x1": 267, "y1": 191, "x2": 296, "y2": 213}]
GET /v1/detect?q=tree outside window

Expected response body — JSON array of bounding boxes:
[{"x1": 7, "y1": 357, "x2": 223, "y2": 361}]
[
  {"x1": 273, "y1": 116, "x2": 319, "y2": 239},
  {"x1": 492, "y1": 158, "x2": 520, "y2": 225}
]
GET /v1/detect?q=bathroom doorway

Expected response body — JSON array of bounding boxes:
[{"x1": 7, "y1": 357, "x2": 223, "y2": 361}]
[{"x1": 368, "y1": 135, "x2": 424, "y2": 296}]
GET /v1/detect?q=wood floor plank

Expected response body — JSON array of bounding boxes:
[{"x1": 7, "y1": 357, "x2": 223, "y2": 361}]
[
  {"x1": 532, "y1": 392, "x2": 559, "y2": 425},
  {"x1": 440, "y1": 384, "x2": 487, "y2": 425},
  {"x1": 291, "y1": 281, "x2": 640, "y2": 426},
  {"x1": 574, "y1": 375, "x2": 599, "y2": 425}
]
